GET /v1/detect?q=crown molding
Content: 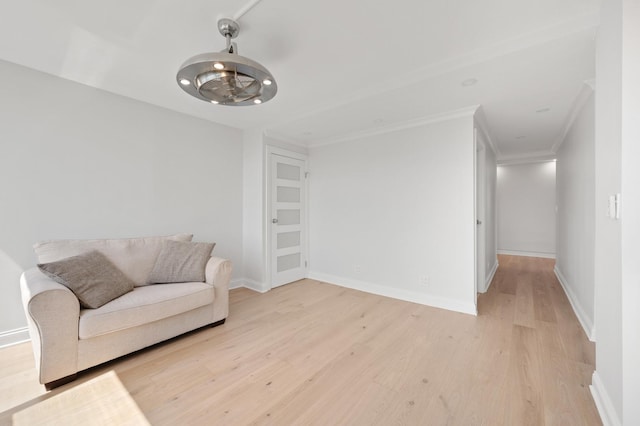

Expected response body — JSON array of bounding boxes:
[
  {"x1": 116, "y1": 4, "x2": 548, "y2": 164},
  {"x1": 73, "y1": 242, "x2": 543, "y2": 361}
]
[
  {"x1": 307, "y1": 105, "x2": 479, "y2": 148},
  {"x1": 584, "y1": 78, "x2": 595, "y2": 90},
  {"x1": 550, "y1": 81, "x2": 595, "y2": 153},
  {"x1": 474, "y1": 106, "x2": 501, "y2": 157},
  {"x1": 262, "y1": 129, "x2": 309, "y2": 148},
  {"x1": 497, "y1": 150, "x2": 556, "y2": 166},
  {"x1": 268, "y1": 15, "x2": 599, "y2": 138}
]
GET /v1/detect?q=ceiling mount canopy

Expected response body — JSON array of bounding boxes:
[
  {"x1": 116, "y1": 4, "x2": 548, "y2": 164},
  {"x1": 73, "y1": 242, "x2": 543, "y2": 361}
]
[{"x1": 176, "y1": 18, "x2": 277, "y2": 106}]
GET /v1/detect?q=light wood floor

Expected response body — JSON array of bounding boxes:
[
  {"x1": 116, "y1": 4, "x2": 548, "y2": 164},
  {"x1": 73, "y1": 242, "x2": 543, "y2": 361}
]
[{"x1": 0, "y1": 255, "x2": 601, "y2": 425}]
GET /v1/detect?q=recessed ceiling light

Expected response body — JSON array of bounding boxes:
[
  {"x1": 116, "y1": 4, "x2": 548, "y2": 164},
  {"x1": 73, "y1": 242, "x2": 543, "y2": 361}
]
[
  {"x1": 179, "y1": 78, "x2": 191, "y2": 86},
  {"x1": 263, "y1": 79, "x2": 272, "y2": 86},
  {"x1": 213, "y1": 62, "x2": 224, "y2": 70},
  {"x1": 253, "y1": 99, "x2": 262, "y2": 104},
  {"x1": 461, "y1": 78, "x2": 478, "y2": 87},
  {"x1": 536, "y1": 107, "x2": 551, "y2": 113},
  {"x1": 211, "y1": 100, "x2": 219, "y2": 104}
]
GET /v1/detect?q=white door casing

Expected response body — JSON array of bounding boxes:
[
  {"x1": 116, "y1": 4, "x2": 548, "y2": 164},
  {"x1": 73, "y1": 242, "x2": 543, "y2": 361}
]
[
  {"x1": 475, "y1": 128, "x2": 486, "y2": 303},
  {"x1": 268, "y1": 149, "x2": 308, "y2": 288}
]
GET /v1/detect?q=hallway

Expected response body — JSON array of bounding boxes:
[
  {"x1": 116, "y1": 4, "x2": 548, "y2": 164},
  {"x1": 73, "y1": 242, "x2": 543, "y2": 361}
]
[{"x1": 478, "y1": 254, "x2": 599, "y2": 424}]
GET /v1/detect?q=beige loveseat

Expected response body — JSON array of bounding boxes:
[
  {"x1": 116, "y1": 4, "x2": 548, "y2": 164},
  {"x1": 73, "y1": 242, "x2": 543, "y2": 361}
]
[{"x1": 20, "y1": 234, "x2": 231, "y2": 389}]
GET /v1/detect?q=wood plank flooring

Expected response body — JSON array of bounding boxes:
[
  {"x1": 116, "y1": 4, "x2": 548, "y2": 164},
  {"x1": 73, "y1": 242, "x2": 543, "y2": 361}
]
[{"x1": 0, "y1": 255, "x2": 601, "y2": 425}]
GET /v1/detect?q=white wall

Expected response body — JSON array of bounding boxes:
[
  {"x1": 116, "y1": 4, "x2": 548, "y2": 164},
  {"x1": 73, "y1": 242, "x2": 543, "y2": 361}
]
[
  {"x1": 485, "y1": 149, "x2": 498, "y2": 279},
  {"x1": 481, "y1": 132, "x2": 498, "y2": 291},
  {"x1": 593, "y1": 0, "x2": 623, "y2": 422},
  {"x1": 0, "y1": 249, "x2": 25, "y2": 340},
  {"x1": 308, "y1": 114, "x2": 476, "y2": 315},
  {"x1": 555, "y1": 90, "x2": 595, "y2": 340},
  {"x1": 497, "y1": 161, "x2": 556, "y2": 257},
  {"x1": 620, "y1": 1, "x2": 640, "y2": 423},
  {"x1": 0, "y1": 59, "x2": 244, "y2": 339},
  {"x1": 592, "y1": 1, "x2": 640, "y2": 424},
  {"x1": 264, "y1": 135, "x2": 308, "y2": 157},
  {"x1": 242, "y1": 128, "x2": 267, "y2": 291}
]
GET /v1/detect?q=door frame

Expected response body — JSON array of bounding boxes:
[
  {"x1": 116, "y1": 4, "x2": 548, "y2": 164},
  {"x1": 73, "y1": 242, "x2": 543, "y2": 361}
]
[
  {"x1": 265, "y1": 145, "x2": 309, "y2": 290},
  {"x1": 474, "y1": 128, "x2": 486, "y2": 306}
]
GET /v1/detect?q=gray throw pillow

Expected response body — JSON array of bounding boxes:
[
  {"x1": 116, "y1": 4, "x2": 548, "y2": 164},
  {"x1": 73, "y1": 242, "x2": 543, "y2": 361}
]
[
  {"x1": 148, "y1": 240, "x2": 215, "y2": 284},
  {"x1": 38, "y1": 250, "x2": 135, "y2": 309}
]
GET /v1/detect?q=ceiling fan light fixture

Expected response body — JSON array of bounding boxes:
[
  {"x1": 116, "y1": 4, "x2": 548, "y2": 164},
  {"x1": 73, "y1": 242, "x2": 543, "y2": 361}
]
[{"x1": 176, "y1": 18, "x2": 277, "y2": 106}]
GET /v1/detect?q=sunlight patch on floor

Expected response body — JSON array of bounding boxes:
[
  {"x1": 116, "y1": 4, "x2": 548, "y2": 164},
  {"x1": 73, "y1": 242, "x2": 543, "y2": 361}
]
[{"x1": 13, "y1": 370, "x2": 149, "y2": 425}]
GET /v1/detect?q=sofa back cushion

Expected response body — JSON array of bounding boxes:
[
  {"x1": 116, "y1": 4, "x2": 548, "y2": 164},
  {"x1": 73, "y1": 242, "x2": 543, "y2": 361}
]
[
  {"x1": 148, "y1": 240, "x2": 215, "y2": 284},
  {"x1": 34, "y1": 234, "x2": 193, "y2": 286},
  {"x1": 38, "y1": 250, "x2": 135, "y2": 309}
]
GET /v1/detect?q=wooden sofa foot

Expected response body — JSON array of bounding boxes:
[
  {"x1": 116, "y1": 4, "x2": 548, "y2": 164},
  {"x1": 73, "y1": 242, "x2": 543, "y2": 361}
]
[
  {"x1": 211, "y1": 318, "x2": 226, "y2": 328},
  {"x1": 45, "y1": 373, "x2": 77, "y2": 391}
]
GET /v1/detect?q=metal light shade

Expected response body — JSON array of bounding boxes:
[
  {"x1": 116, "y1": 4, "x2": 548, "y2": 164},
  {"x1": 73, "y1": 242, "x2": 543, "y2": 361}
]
[{"x1": 176, "y1": 19, "x2": 277, "y2": 106}]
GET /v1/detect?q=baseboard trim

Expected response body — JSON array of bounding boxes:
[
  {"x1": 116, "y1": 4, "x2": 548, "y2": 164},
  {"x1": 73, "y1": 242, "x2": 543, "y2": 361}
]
[
  {"x1": 308, "y1": 271, "x2": 477, "y2": 316},
  {"x1": 497, "y1": 249, "x2": 556, "y2": 259},
  {"x1": 0, "y1": 327, "x2": 30, "y2": 349},
  {"x1": 554, "y1": 266, "x2": 595, "y2": 341},
  {"x1": 590, "y1": 371, "x2": 621, "y2": 426},
  {"x1": 244, "y1": 279, "x2": 269, "y2": 293},
  {"x1": 230, "y1": 278, "x2": 270, "y2": 293},
  {"x1": 481, "y1": 260, "x2": 499, "y2": 293},
  {"x1": 229, "y1": 279, "x2": 244, "y2": 290}
]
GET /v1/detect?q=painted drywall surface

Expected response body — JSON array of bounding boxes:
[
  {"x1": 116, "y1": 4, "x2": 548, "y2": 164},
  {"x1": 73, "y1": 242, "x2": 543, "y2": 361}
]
[
  {"x1": 472, "y1": 122, "x2": 498, "y2": 294},
  {"x1": 483, "y1": 137, "x2": 498, "y2": 288},
  {"x1": 620, "y1": 0, "x2": 640, "y2": 423},
  {"x1": 555, "y1": 92, "x2": 595, "y2": 336},
  {"x1": 0, "y1": 250, "x2": 26, "y2": 333},
  {"x1": 0, "y1": 59, "x2": 243, "y2": 334},
  {"x1": 593, "y1": 0, "x2": 623, "y2": 422},
  {"x1": 263, "y1": 135, "x2": 308, "y2": 157},
  {"x1": 242, "y1": 128, "x2": 267, "y2": 289},
  {"x1": 497, "y1": 162, "x2": 556, "y2": 256},
  {"x1": 308, "y1": 116, "x2": 476, "y2": 310}
]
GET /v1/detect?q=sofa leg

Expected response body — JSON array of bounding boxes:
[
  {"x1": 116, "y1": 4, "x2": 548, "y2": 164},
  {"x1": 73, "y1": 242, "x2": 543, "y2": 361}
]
[
  {"x1": 211, "y1": 318, "x2": 226, "y2": 328},
  {"x1": 45, "y1": 373, "x2": 77, "y2": 391}
]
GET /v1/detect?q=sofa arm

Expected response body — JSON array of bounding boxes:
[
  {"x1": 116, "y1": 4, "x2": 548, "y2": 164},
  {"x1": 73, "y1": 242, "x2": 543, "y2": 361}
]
[
  {"x1": 20, "y1": 268, "x2": 80, "y2": 386},
  {"x1": 204, "y1": 257, "x2": 232, "y2": 322}
]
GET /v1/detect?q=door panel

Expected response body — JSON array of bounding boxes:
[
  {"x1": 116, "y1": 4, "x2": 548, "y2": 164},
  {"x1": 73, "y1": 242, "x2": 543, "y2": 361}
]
[{"x1": 270, "y1": 153, "x2": 307, "y2": 288}]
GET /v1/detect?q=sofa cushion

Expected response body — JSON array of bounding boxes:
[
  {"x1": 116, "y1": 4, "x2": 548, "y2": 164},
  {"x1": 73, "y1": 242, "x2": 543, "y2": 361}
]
[
  {"x1": 78, "y1": 282, "x2": 214, "y2": 339},
  {"x1": 34, "y1": 234, "x2": 193, "y2": 287},
  {"x1": 148, "y1": 240, "x2": 215, "y2": 284},
  {"x1": 38, "y1": 250, "x2": 135, "y2": 309}
]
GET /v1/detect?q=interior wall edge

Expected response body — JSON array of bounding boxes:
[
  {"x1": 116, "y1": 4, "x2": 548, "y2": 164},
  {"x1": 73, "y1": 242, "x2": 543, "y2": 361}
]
[
  {"x1": 0, "y1": 327, "x2": 29, "y2": 349},
  {"x1": 590, "y1": 370, "x2": 622, "y2": 426},
  {"x1": 554, "y1": 266, "x2": 596, "y2": 342},
  {"x1": 308, "y1": 271, "x2": 477, "y2": 316}
]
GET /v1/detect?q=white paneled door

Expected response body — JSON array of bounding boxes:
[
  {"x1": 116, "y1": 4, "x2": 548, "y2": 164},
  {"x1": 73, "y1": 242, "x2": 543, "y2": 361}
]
[{"x1": 269, "y1": 151, "x2": 308, "y2": 288}]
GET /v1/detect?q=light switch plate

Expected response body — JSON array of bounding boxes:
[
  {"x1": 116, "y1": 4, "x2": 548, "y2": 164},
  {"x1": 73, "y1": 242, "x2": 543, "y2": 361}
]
[{"x1": 608, "y1": 194, "x2": 621, "y2": 220}]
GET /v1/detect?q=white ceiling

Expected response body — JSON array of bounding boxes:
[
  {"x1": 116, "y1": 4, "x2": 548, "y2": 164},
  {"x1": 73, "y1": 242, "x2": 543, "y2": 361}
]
[{"x1": 0, "y1": 0, "x2": 600, "y2": 160}]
